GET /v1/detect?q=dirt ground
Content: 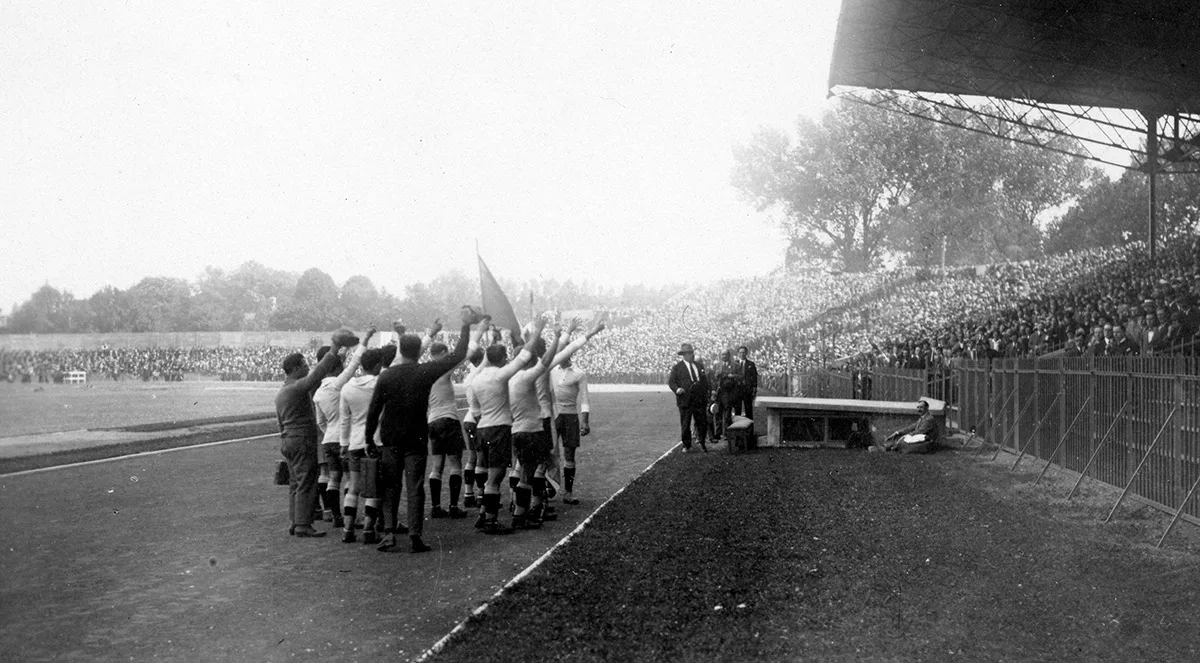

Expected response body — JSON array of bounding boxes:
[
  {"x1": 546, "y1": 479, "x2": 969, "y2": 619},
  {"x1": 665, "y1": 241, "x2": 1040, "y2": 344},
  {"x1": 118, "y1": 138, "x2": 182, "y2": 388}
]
[{"x1": 432, "y1": 441, "x2": 1200, "y2": 662}]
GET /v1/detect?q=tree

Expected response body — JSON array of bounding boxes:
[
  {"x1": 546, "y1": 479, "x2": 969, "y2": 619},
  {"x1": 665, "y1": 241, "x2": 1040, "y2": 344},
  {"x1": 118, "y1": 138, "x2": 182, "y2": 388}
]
[
  {"x1": 733, "y1": 99, "x2": 942, "y2": 270},
  {"x1": 8, "y1": 285, "x2": 80, "y2": 333},
  {"x1": 733, "y1": 95, "x2": 1093, "y2": 269},
  {"x1": 1045, "y1": 169, "x2": 1200, "y2": 254},
  {"x1": 87, "y1": 286, "x2": 133, "y2": 333},
  {"x1": 273, "y1": 268, "x2": 342, "y2": 330},
  {"x1": 340, "y1": 275, "x2": 384, "y2": 328},
  {"x1": 125, "y1": 277, "x2": 193, "y2": 332}
]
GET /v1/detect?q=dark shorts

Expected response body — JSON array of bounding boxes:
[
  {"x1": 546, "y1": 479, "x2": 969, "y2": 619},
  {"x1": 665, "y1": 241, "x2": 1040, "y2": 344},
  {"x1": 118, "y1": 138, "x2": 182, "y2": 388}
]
[
  {"x1": 513, "y1": 430, "x2": 553, "y2": 469},
  {"x1": 555, "y1": 414, "x2": 581, "y2": 449},
  {"x1": 345, "y1": 448, "x2": 366, "y2": 474},
  {"x1": 463, "y1": 421, "x2": 479, "y2": 452},
  {"x1": 476, "y1": 425, "x2": 512, "y2": 470},
  {"x1": 428, "y1": 417, "x2": 466, "y2": 456},
  {"x1": 321, "y1": 443, "x2": 343, "y2": 472}
]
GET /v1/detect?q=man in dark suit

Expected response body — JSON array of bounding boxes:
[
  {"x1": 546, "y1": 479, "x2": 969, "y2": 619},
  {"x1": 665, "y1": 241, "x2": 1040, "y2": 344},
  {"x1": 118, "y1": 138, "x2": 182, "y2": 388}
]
[
  {"x1": 735, "y1": 345, "x2": 758, "y2": 421},
  {"x1": 1139, "y1": 311, "x2": 1167, "y2": 356},
  {"x1": 667, "y1": 343, "x2": 710, "y2": 453},
  {"x1": 1106, "y1": 324, "x2": 1138, "y2": 356}
]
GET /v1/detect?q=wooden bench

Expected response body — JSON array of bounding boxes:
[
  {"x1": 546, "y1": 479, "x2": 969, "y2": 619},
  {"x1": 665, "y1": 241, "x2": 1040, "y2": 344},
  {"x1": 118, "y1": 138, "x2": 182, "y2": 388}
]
[
  {"x1": 63, "y1": 370, "x2": 87, "y2": 384},
  {"x1": 755, "y1": 397, "x2": 946, "y2": 449}
]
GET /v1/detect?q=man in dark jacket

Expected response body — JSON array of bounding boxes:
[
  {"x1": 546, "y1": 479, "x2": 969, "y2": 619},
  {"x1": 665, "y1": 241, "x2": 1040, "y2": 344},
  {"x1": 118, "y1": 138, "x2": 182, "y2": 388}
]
[
  {"x1": 878, "y1": 400, "x2": 939, "y2": 454},
  {"x1": 667, "y1": 343, "x2": 710, "y2": 453},
  {"x1": 736, "y1": 345, "x2": 759, "y2": 421},
  {"x1": 275, "y1": 331, "x2": 355, "y2": 538},
  {"x1": 365, "y1": 307, "x2": 481, "y2": 553}
]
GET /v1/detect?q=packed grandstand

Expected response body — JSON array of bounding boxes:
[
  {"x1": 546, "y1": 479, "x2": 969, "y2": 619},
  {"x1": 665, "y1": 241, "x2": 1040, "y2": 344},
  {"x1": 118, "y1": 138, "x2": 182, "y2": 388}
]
[{"x1": 4, "y1": 237, "x2": 1200, "y2": 385}]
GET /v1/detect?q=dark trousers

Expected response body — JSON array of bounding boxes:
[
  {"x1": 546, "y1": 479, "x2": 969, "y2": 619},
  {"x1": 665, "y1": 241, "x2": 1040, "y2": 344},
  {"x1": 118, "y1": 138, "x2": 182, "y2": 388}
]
[
  {"x1": 280, "y1": 433, "x2": 319, "y2": 527},
  {"x1": 678, "y1": 406, "x2": 707, "y2": 449},
  {"x1": 741, "y1": 390, "x2": 755, "y2": 421},
  {"x1": 380, "y1": 447, "x2": 428, "y2": 537}
]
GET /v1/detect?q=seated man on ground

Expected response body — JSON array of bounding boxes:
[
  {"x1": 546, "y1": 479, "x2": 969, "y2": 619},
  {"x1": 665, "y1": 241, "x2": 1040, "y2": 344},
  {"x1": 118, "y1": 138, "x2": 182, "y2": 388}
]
[{"x1": 877, "y1": 399, "x2": 938, "y2": 454}]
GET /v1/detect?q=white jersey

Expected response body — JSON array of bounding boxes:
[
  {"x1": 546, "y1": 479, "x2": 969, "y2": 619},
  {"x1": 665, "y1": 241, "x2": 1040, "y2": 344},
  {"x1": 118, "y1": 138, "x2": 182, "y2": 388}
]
[
  {"x1": 509, "y1": 363, "x2": 548, "y2": 434},
  {"x1": 462, "y1": 363, "x2": 484, "y2": 424},
  {"x1": 339, "y1": 374, "x2": 380, "y2": 451},
  {"x1": 467, "y1": 349, "x2": 532, "y2": 428},
  {"x1": 313, "y1": 346, "x2": 364, "y2": 445},
  {"x1": 551, "y1": 365, "x2": 590, "y2": 415},
  {"x1": 427, "y1": 371, "x2": 460, "y2": 423}
]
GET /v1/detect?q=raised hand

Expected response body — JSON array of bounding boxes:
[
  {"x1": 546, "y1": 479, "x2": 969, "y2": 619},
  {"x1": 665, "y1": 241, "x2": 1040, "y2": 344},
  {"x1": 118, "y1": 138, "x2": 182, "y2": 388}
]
[
  {"x1": 587, "y1": 318, "x2": 607, "y2": 339},
  {"x1": 429, "y1": 318, "x2": 443, "y2": 337},
  {"x1": 392, "y1": 320, "x2": 406, "y2": 336},
  {"x1": 461, "y1": 305, "x2": 481, "y2": 325},
  {"x1": 530, "y1": 313, "x2": 548, "y2": 335}
]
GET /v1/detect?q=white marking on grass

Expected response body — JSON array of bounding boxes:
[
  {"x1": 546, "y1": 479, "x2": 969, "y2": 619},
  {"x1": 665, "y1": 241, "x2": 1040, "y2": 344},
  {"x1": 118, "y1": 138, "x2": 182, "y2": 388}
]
[
  {"x1": 0, "y1": 433, "x2": 277, "y2": 478},
  {"x1": 414, "y1": 441, "x2": 683, "y2": 663}
]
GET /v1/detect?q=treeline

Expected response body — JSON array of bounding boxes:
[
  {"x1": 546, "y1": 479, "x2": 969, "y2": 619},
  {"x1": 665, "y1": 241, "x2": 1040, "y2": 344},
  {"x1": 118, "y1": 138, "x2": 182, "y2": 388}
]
[
  {"x1": 3, "y1": 261, "x2": 681, "y2": 334},
  {"x1": 733, "y1": 94, "x2": 1200, "y2": 271}
]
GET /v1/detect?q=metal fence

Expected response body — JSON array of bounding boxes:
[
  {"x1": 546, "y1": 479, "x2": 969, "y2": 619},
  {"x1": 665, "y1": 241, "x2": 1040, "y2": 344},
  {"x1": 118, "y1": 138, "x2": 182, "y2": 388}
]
[
  {"x1": 794, "y1": 357, "x2": 1200, "y2": 539},
  {"x1": 957, "y1": 357, "x2": 1200, "y2": 527},
  {"x1": 792, "y1": 357, "x2": 1200, "y2": 538}
]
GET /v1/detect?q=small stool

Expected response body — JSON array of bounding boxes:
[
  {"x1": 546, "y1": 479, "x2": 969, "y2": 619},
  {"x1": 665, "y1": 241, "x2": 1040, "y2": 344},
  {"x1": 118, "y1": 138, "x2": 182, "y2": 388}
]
[{"x1": 726, "y1": 417, "x2": 755, "y2": 454}]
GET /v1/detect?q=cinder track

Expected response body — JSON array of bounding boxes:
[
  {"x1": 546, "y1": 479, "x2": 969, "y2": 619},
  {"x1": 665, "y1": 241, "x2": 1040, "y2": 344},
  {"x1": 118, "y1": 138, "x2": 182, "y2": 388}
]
[{"x1": 0, "y1": 392, "x2": 679, "y2": 662}]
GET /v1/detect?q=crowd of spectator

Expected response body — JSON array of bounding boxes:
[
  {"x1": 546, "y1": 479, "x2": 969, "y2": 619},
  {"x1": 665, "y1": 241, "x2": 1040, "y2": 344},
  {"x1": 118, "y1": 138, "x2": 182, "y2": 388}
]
[
  {"x1": 0, "y1": 346, "x2": 312, "y2": 383},
  {"x1": 829, "y1": 238, "x2": 1200, "y2": 370},
  {"x1": 7, "y1": 236, "x2": 1200, "y2": 387},
  {"x1": 576, "y1": 267, "x2": 919, "y2": 382}
]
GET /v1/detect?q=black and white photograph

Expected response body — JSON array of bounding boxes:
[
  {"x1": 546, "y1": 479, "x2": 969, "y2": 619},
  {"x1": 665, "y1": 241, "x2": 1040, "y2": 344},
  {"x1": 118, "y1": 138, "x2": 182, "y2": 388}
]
[{"x1": 3, "y1": 1, "x2": 1200, "y2": 660}]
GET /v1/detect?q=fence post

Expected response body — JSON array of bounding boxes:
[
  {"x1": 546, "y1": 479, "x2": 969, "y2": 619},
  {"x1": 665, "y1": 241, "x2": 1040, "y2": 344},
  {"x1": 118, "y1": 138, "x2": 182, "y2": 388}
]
[
  {"x1": 1125, "y1": 366, "x2": 1135, "y2": 491},
  {"x1": 1068, "y1": 401, "x2": 1129, "y2": 499},
  {"x1": 1057, "y1": 360, "x2": 1068, "y2": 464},
  {"x1": 1035, "y1": 395, "x2": 1091, "y2": 485},
  {"x1": 1104, "y1": 404, "x2": 1178, "y2": 522},
  {"x1": 1157, "y1": 471, "x2": 1200, "y2": 548},
  {"x1": 1011, "y1": 392, "x2": 1062, "y2": 472},
  {"x1": 991, "y1": 390, "x2": 1037, "y2": 462},
  {"x1": 1173, "y1": 368, "x2": 1185, "y2": 510},
  {"x1": 1012, "y1": 360, "x2": 1021, "y2": 458}
]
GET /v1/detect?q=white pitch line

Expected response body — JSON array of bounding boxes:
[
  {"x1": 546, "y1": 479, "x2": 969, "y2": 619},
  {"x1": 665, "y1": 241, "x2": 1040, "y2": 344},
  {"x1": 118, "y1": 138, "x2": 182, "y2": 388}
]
[
  {"x1": 414, "y1": 440, "x2": 683, "y2": 663},
  {"x1": 0, "y1": 433, "x2": 277, "y2": 478}
]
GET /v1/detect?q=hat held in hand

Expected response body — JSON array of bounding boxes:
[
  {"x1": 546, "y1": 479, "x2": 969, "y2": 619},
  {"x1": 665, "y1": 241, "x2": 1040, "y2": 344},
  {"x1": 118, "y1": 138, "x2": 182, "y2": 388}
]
[{"x1": 331, "y1": 327, "x2": 360, "y2": 347}]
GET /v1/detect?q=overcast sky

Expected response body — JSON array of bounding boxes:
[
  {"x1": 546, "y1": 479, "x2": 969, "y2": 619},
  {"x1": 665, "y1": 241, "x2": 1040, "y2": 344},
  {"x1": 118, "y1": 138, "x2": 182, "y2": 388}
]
[{"x1": 1, "y1": 1, "x2": 843, "y2": 313}]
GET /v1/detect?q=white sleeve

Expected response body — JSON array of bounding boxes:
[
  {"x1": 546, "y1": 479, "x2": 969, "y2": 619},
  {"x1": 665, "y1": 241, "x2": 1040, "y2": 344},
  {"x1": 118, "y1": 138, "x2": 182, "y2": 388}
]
[{"x1": 578, "y1": 373, "x2": 590, "y2": 413}]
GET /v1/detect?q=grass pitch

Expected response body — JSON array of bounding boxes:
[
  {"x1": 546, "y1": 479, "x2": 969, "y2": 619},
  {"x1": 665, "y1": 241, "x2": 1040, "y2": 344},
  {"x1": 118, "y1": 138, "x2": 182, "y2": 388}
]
[{"x1": 0, "y1": 380, "x2": 277, "y2": 437}]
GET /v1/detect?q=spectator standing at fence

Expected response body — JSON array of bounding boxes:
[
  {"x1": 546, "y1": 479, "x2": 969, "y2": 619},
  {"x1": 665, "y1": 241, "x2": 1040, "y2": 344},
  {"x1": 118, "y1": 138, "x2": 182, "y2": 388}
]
[
  {"x1": 736, "y1": 345, "x2": 758, "y2": 421},
  {"x1": 1139, "y1": 311, "x2": 1167, "y2": 356},
  {"x1": 1084, "y1": 326, "x2": 1106, "y2": 356},
  {"x1": 668, "y1": 343, "x2": 710, "y2": 453},
  {"x1": 275, "y1": 332, "x2": 351, "y2": 538},
  {"x1": 1106, "y1": 324, "x2": 1138, "y2": 356}
]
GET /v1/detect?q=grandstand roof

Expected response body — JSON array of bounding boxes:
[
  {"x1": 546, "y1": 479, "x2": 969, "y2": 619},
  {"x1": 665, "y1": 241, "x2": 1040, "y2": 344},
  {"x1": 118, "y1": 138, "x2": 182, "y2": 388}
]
[{"x1": 828, "y1": 0, "x2": 1200, "y2": 172}]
